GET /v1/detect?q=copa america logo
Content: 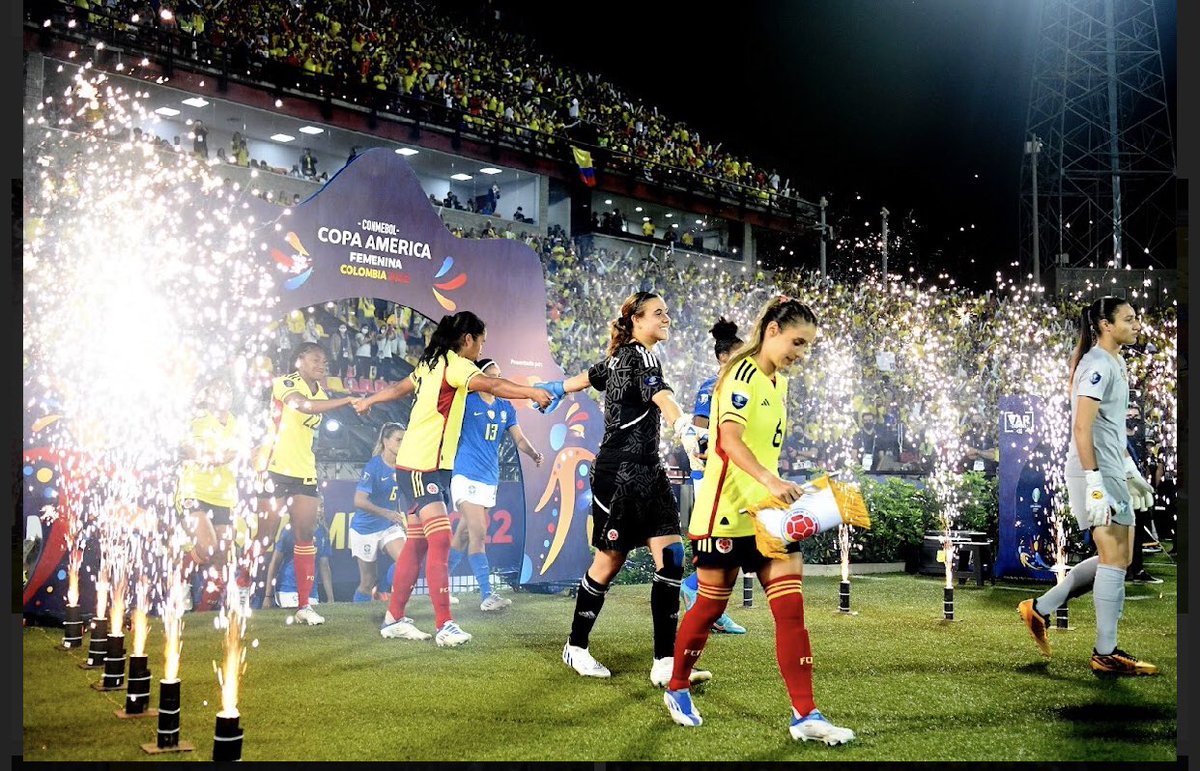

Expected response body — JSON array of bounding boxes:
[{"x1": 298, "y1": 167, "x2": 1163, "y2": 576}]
[
  {"x1": 606, "y1": 529, "x2": 619, "y2": 542},
  {"x1": 426, "y1": 482, "x2": 439, "y2": 495},
  {"x1": 716, "y1": 538, "x2": 733, "y2": 554}
]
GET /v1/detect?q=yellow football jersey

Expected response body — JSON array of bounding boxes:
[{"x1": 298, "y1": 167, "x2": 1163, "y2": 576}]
[
  {"x1": 395, "y1": 350, "x2": 481, "y2": 472},
  {"x1": 266, "y1": 373, "x2": 327, "y2": 480},
  {"x1": 689, "y1": 357, "x2": 788, "y2": 539},
  {"x1": 178, "y1": 411, "x2": 241, "y2": 508}
]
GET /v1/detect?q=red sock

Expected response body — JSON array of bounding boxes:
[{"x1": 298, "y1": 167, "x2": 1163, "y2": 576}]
[
  {"x1": 388, "y1": 531, "x2": 427, "y2": 620},
  {"x1": 180, "y1": 547, "x2": 203, "y2": 584},
  {"x1": 765, "y1": 575, "x2": 816, "y2": 717},
  {"x1": 668, "y1": 581, "x2": 731, "y2": 690},
  {"x1": 293, "y1": 540, "x2": 317, "y2": 609},
  {"x1": 422, "y1": 516, "x2": 454, "y2": 629},
  {"x1": 197, "y1": 566, "x2": 226, "y2": 611}
]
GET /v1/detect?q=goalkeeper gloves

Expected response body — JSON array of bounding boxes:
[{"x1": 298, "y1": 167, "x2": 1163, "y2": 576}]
[
  {"x1": 1123, "y1": 456, "x2": 1154, "y2": 512},
  {"x1": 1084, "y1": 469, "x2": 1113, "y2": 527},
  {"x1": 533, "y1": 381, "x2": 566, "y2": 414}
]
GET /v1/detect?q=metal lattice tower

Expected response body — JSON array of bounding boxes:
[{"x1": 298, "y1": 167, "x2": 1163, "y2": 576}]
[{"x1": 1020, "y1": 0, "x2": 1175, "y2": 280}]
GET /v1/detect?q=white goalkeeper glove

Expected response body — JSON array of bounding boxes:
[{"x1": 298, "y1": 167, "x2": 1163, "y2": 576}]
[
  {"x1": 673, "y1": 414, "x2": 707, "y2": 463},
  {"x1": 1084, "y1": 469, "x2": 1113, "y2": 528},
  {"x1": 1123, "y1": 455, "x2": 1154, "y2": 512}
]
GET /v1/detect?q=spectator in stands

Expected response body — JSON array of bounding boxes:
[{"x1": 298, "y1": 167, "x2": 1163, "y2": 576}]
[
  {"x1": 354, "y1": 323, "x2": 376, "y2": 379},
  {"x1": 300, "y1": 147, "x2": 318, "y2": 179},
  {"x1": 326, "y1": 323, "x2": 349, "y2": 378},
  {"x1": 642, "y1": 219, "x2": 656, "y2": 238},
  {"x1": 192, "y1": 120, "x2": 209, "y2": 159}
]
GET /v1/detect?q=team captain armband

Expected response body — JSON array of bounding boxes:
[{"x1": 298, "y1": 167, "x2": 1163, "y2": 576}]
[{"x1": 744, "y1": 476, "x2": 871, "y2": 559}]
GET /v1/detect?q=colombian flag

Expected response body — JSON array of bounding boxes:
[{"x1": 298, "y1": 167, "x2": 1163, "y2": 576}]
[{"x1": 571, "y1": 146, "x2": 596, "y2": 187}]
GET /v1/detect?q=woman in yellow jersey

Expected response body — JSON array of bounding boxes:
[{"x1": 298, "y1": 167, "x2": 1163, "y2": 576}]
[
  {"x1": 535, "y1": 291, "x2": 709, "y2": 686},
  {"x1": 257, "y1": 342, "x2": 357, "y2": 625},
  {"x1": 177, "y1": 380, "x2": 244, "y2": 611},
  {"x1": 355, "y1": 311, "x2": 551, "y2": 647},
  {"x1": 661, "y1": 296, "x2": 856, "y2": 746}
]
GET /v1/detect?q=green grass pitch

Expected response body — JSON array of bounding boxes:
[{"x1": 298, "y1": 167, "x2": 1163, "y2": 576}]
[{"x1": 23, "y1": 565, "x2": 1177, "y2": 761}]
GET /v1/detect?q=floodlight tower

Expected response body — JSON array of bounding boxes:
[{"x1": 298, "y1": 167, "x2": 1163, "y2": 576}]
[{"x1": 1019, "y1": 0, "x2": 1175, "y2": 283}]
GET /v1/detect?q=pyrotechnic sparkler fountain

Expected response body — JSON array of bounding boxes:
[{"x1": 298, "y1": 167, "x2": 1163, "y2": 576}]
[
  {"x1": 143, "y1": 570, "x2": 192, "y2": 753},
  {"x1": 60, "y1": 547, "x2": 85, "y2": 649},
  {"x1": 117, "y1": 577, "x2": 155, "y2": 718},
  {"x1": 213, "y1": 555, "x2": 247, "y2": 761},
  {"x1": 82, "y1": 566, "x2": 109, "y2": 669}
]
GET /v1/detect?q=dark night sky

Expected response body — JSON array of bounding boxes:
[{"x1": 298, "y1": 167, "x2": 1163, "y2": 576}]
[{"x1": 494, "y1": 0, "x2": 1178, "y2": 284}]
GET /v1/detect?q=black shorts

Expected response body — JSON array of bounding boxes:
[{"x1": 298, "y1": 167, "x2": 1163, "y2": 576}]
[
  {"x1": 177, "y1": 498, "x2": 234, "y2": 528},
  {"x1": 691, "y1": 534, "x2": 772, "y2": 575},
  {"x1": 263, "y1": 471, "x2": 319, "y2": 500},
  {"x1": 398, "y1": 468, "x2": 452, "y2": 513},
  {"x1": 590, "y1": 460, "x2": 680, "y2": 553}
]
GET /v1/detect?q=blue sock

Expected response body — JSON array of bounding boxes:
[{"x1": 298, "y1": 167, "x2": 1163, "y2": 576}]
[
  {"x1": 469, "y1": 552, "x2": 491, "y2": 598},
  {"x1": 353, "y1": 590, "x2": 372, "y2": 603},
  {"x1": 683, "y1": 572, "x2": 699, "y2": 593},
  {"x1": 448, "y1": 548, "x2": 466, "y2": 575}
]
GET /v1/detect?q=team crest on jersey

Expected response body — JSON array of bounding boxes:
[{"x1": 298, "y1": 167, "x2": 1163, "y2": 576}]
[
  {"x1": 487, "y1": 410, "x2": 496, "y2": 419},
  {"x1": 731, "y1": 391, "x2": 749, "y2": 410},
  {"x1": 1090, "y1": 371, "x2": 1102, "y2": 385},
  {"x1": 606, "y1": 528, "x2": 619, "y2": 542},
  {"x1": 426, "y1": 482, "x2": 440, "y2": 495},
  {"x1": 283, "y1": 378, "x2": 295, "y2": 388},
  {"x1": 716, "y1": 538, "x2": 733, "y2": 554}
]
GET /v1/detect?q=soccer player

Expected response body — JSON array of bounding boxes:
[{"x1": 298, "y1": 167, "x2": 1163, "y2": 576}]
[
  {"x1": 535, "y1": 290, "x2": 711, "y2": 687},
  {"x1": 264, "y1": 519, "x2": 335, "y2": 610},
  {"x1": 661, "y1": 295, "x2": 856, "y2": 745},
  {"x1": 349, "y1": 423, "x2": 409, "y2": 603},
  {"x1": 679, "y1": 317, "x2": 748, "y2": 635},
  {"x1": 1018, "y1": 297, "x2": 1158, "y2": 675},
  {"x1": 176, "y1": 379, "x2": 245, "y2": 611},
  {"x1": 253, "y1": 342, "x2": 357, "y2": 625},
  {"x1": 354, "y1": 311, "x2": 552, "y2": 647},
  {"x1": 448, "y1": 357, "x2": 545, "y2": 612}
]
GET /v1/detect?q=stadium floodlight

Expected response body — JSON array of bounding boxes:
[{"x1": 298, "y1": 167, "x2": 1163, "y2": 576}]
[
  {"x1": 180, "y1": 97, "x2": 208, "y2": 108},
  {"x1": 154, "y1": 107, "x2": 180, "y2": 117},
  {"x1": 479, "y1": 167, "x2": 502, "y2": 175},
  {"x1": 395, "y1": 148, "x2": 419, "y2": 156},
  {"x1": 270, "y1": 134, "x2": 295, "y2": 143},
  {"x1": 298, "y1": 126, "x2": 324, "y2": 135},
  {"x1": 450, "y1": 173, "x2": 472, "y2": 181}
]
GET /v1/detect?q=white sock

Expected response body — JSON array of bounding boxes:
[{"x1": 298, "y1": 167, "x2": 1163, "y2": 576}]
[{"x1": 1093, "y1": 564, "x2": 1126, "y2": 655}]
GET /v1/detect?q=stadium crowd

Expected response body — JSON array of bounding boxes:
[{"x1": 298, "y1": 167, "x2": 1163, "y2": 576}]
[{"x1": 48, "y1": 0, "x2": 792, "y2": 205}]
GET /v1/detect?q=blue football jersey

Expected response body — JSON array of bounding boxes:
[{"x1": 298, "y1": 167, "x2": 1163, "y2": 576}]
[
  {"x1": 453, "y1": 393, "x2": 517, "y2": 486},
  {"x1": 693, "y1": 374, "x2": 718, "y2": 420},
  {"x1": 351, "y1": 454, "x2": 399, "y2": 535}
]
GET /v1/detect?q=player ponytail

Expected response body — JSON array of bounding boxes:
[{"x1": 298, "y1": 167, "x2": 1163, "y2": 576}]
[
  {"x1": 607, "y1": 290, "x2": 660, "y2": 357},
  {"x1": 717, "y1": 296, "x2": 817, "y2": 389},
  {"x1": 372, "y1": 422, "x2": 403, "y2": 457},
  {"x1": 1067, "y1": 296, "x2": 1130, "y2": 397},
  {"x1": 419, "y1": 311, "x2": 486, "y2": 370},
  {"x1": 710, "y1": 316, "x2": 742, "y2": 361}
]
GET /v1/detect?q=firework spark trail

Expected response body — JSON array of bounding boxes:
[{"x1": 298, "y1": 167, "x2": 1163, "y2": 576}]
[
  {"x1": 215, "y1": 550, "x2": 247, "y2": 719},
  {"x1": 131, "y1": 576, "x2": 150, "y2": 657},
  {"x1": 25, "y1": 66, "x2": 280, "y2": 672}
]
